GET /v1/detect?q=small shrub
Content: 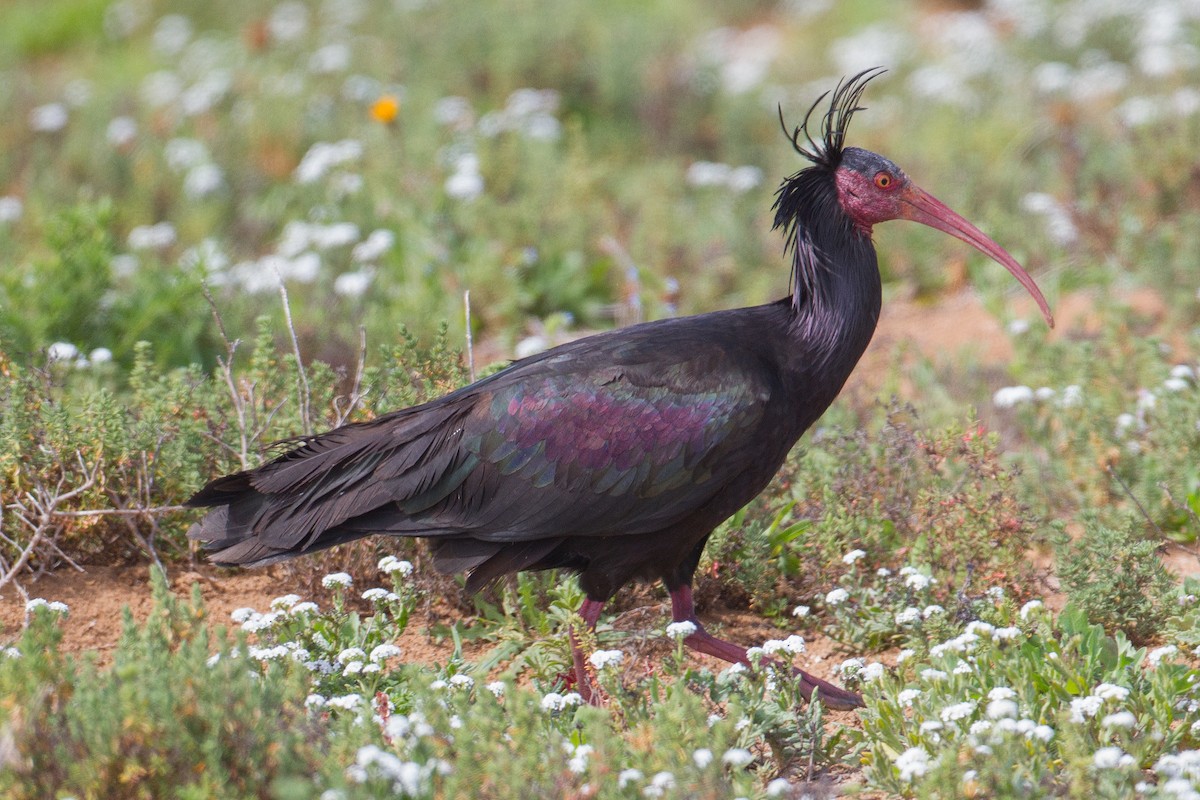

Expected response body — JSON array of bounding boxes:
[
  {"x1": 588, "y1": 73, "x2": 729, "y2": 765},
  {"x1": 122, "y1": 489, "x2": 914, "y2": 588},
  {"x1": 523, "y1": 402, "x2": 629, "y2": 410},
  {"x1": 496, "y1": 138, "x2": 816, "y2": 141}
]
[{"x1": 1055, "y1": 519, "x2": 1175, "y2": 644}]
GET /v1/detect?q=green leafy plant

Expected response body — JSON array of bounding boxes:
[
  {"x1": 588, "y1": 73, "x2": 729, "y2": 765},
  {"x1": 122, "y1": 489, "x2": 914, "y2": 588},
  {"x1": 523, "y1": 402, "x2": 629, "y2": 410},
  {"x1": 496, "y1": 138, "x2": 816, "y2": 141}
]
[{"x1": 1055, "y1": 519, "x2": 1175, "y2": 644}]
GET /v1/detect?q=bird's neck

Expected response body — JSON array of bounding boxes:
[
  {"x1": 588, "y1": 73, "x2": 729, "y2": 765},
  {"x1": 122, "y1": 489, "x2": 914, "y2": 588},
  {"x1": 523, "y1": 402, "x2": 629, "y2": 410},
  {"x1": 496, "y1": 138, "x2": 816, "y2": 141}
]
[{"x1": 778, "y1": 176, "x2": 882, "y2": 401}]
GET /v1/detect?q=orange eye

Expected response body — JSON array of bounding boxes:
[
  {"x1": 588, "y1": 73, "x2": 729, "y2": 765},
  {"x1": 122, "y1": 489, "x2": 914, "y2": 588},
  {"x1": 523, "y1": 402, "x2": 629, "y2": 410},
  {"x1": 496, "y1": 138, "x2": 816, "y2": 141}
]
[{"x1": 874, "y1": 172, "x2": 894, "y2": 190}]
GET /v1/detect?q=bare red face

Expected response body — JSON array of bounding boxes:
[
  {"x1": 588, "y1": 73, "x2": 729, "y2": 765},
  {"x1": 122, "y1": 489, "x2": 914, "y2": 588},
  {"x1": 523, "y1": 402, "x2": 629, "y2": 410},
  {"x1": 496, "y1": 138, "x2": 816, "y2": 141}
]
[
  {"x1": 834, "y1": 147, "x2": 1054, "y2": 328},
  {"x1": 834, "y1": 164, "x2": 907, "y2": 231}
]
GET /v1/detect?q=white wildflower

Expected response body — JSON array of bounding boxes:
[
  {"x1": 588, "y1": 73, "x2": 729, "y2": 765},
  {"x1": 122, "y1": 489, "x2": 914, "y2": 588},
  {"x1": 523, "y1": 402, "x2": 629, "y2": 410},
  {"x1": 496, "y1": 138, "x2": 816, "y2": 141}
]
[
  {"x1": 686, "y1": 161, "x2": 731, "y2": 187},
  {"x1": 1029, "y1": 724, "x2": 1055, "y2": 742},
  {"x1": 895, "y1": 607, "x2": 921, "y2": 625},
  {"x1": 445, "y1": 153, "x2": 484, "y2": 200},
  {"x1": 896, "y1": 649, "x2": 915, "y2": 663},
  {"x1": 26, "y1": 598, "x2": 69, "y2": 615},
  {"x1": 127, "y1": 221, "x2": 177, "y2": 250},
  {"x1": 894, "y1": 746, "x2": 932, "y2": 781},
  {"x1": 540, "y1": 691, "x2": 582, "y2": 712},
  {"x1": 270, "y1": 594, "x2": 301, "y2": 610},
  {"x1": 247, "y1": 644, "x2": 290, "y2": 661},
  {"x1": 824, "y1": 587, "x2": 850, "y2": 605},
  {"x1": 1070, "y1": 695, "x2": 1104, "y2": 723},
  {"x1": 361, "y1": 587, "x2": 390, "y2": 602},
  {"x1": 920, "y1": 668, "x2": 948, "y2": 682},
  {"x1": 230, "y1": 607, "x2": 257, "y2": 623},
  {"x1": 693, "y1": 748, "x2": 713, "y2": 768},
  {"x1": 1093, "y1": 683, "x2": 1131, "y2": 702},
  {"x1": 289, "y1": 601, "x2": 318, "y2": 615},
  {"x1": 897, "y1": 688, "x2": 921, "y2": 707},
  {"x1": 1164, "y1": 377, "x2": 1190, "y2": 392},
  {"x1": 47, "y1": 342, "x2": 79, "y2": 362},
  {"x1": 183, "y1": 163, "x2": 224, "y2": 198},
  {"x1": 486, "y1": 681, "x2": 505, "y2": 698},
  {"x1": 369, "y1": 644, "x2": 401, "y2": 662},
  {"x1": 449, "y1": 674, "x2": 474, "y2": 689},
  {"x1": 1171, "y1": 364, "x2": 1196, "y2": 381},
  {"x1": 326, "y1": 694, "x2": 363, "y2": 710},
  {"x1": 988, "y1": 687, "x2": 1017, "y2": 701},
  {"x1": 1148, "y1": 645, "x2": 1178, "y2": 666},
  {"x1": 1102, "y1": 711, "x2": 1137, "y2": 729},
  {"x1": 993, "y1": 385, "x2": 1035, "y2": 409},
  {"x1": 351, "y1": 229, "x2": 395, "y2": 263},
  {"x1": 1092, "y1": 746, "x2": 1131, "y2": 769},
  {"x1": 905, "y1": 573, "x2": 933, "y2": 590},
  {"x1": 617, "y1": 768, "x2": 643, "y2": 788},
  {"x1": 268, "y1": 1, "x2": 308, "y2": 41},
  {"x1": 842, "y1": 548, "x2": 866, "y2": 564},
  {"x1": 922, "y1": 605, "x2": 944, "y2": 618},
  {"x1": 992, "y1": 626, "x2": 1022, "y2": 642},
  {"x1": 567, "y1": 743, "x2": 592, "y2": 774},
  {"x1": 1058, "y1": 385, "x2": 1082, "y2": 407},
  {"x1": 965, "y1": 621, "x2": 995, "y2": 637},
  {"x1": 762, "y1": 635, "x2": 805, "y2": 655},
  {"x1": 766, "y1": 777, "x2": 791, "y2": 796},
  {"x1": 294, "y1": 139, "x2": 362, "y2": 184},
  {"x1": 836, "y1": 657, "x2": 864, "y2": 676},
  {"x1": 0, "y1": 196, "x2": 23, "y2": 223},
  {"x1": 987, "y1": 699, "x2": 1019, "y2": 719},
  {"x1": 791, "y1": 604, "x2": 810, "y2": 618},
  {"x1": 665, "y1": 620, "x2": 697, "y2": 639},
  {"x1": 589, "y1": 649, "x2": 625, "y2": 670},
  {"x1": 644, "y1": 771, "x2": 675, "y2": 797},
  {"x1": 722, "y1": 748, "x2": 753, "y2": 767},
  {"x1": 336, "y1": 647, "x2": 366, "y2": 664},
  {"x1": 433, "y1": 96, "x2": 473, "y2": 128},
  {"x1": 1003, "y1": 316, "x2": 1032, "y2": 335},
  {"x1": 1019, "y1": 600, "x2": 1044, "y2": 619},
  {"x1": 322, "y1": 572, "x2": 353, "y2": 589},
  {"x1": 861, "y1": 662, "x2": 885, "y2": 682},
  {"x1": 941, "y1": 701, "x2": 976, "y2": 722},
  {"x1": 378, "y1": 556, "x2": 414, "y2": 576},
  {"x1": 241, "y1": 611, "x2": 282, "y2": 632},
  {"x1": 106, "y1": 116, "x2": 137, "y2": 147},
  {"x1": 30, "y1": 102, "x2": 68, "y2": 133},
  {"x1": 309, "y1": 42, "x2": 350, "y2": 73}
]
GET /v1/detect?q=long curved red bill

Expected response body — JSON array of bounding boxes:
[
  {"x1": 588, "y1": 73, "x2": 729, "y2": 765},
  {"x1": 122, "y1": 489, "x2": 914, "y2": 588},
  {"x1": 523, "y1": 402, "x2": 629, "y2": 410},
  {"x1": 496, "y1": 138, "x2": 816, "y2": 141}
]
[{"x1": 899, "y1": 185, "x2": 1054, "y2": 328}]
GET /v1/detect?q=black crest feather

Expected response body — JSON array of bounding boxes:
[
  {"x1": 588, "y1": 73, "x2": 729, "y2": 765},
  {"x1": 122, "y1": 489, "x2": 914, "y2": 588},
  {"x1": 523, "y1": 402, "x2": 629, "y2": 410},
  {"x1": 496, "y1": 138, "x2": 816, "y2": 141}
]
[
  {"x1": 772, "y1": 68, "x2": 886, "y2": 313},
  {"x1": 778, "y1": 67, "x2": 886, "y2": 170}
]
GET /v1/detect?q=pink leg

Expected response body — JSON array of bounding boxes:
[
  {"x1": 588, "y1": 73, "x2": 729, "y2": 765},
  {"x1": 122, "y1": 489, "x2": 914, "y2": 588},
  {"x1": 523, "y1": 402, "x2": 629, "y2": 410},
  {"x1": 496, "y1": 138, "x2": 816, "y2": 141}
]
[
  {"x1": 670, "y1": 585, "x2": 863, "y2": 711},
  {"x1": 568, "y1": 598, "x2": 606, "y2": 705}
]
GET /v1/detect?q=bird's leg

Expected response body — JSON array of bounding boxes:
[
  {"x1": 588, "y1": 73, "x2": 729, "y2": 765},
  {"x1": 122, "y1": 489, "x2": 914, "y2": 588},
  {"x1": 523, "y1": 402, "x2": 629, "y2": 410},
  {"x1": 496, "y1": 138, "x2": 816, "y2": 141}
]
[
  {"x1": 668, "y1": 585, "x2": 864, "y2": 711},
  {"x1": 568, "y1": 598, "x2": 606, "y2": 705}
]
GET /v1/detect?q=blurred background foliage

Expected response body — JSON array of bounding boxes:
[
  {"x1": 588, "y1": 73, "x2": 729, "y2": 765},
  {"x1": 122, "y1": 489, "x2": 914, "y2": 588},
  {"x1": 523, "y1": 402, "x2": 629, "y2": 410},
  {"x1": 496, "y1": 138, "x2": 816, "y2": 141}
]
[{"x1": 0, "y1": 0, "x2": 1196, "y2": 376}]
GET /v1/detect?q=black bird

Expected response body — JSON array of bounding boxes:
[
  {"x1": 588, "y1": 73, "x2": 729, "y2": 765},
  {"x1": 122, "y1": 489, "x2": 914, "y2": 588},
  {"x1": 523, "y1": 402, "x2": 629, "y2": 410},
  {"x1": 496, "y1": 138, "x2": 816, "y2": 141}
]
[{"x1": 188, "y1": 70, "x2": 1053, "y2": 710}]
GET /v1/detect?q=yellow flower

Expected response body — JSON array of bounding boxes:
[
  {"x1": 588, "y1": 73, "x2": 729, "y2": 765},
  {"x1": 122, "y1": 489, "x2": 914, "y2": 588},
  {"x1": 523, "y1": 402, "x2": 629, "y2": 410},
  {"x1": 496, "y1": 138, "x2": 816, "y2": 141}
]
[{"x1": 370, "y1": 95, "x2": 400, "y2": 124}]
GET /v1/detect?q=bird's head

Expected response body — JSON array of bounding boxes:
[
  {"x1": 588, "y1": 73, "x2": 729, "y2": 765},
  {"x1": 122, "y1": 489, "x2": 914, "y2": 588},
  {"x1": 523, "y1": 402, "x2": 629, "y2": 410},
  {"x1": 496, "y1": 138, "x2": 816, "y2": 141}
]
[{"x1": 776, "y1": 68, "x2": 1054, "y2": 328}]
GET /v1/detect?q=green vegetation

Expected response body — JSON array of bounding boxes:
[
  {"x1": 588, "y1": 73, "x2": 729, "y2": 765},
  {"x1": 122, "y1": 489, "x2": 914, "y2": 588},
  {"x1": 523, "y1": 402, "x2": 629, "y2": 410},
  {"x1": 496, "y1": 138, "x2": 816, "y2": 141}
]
[{"x1": 2, "y1": 0, "x2": 1200, "y2": 796}]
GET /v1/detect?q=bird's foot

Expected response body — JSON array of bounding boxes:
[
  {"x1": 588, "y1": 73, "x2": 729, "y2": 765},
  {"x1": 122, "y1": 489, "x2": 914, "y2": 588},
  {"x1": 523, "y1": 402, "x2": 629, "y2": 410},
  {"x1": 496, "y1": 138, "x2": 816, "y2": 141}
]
[
  {"x1": 681, "y1": 625, "x2": 863, "y2": 710},
  {"x1": 790, "y1": 666, "x2": 865, "y2": 711},
  {"x1": 668, "y1": 585, "x2": 862, "y2": 710}
]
